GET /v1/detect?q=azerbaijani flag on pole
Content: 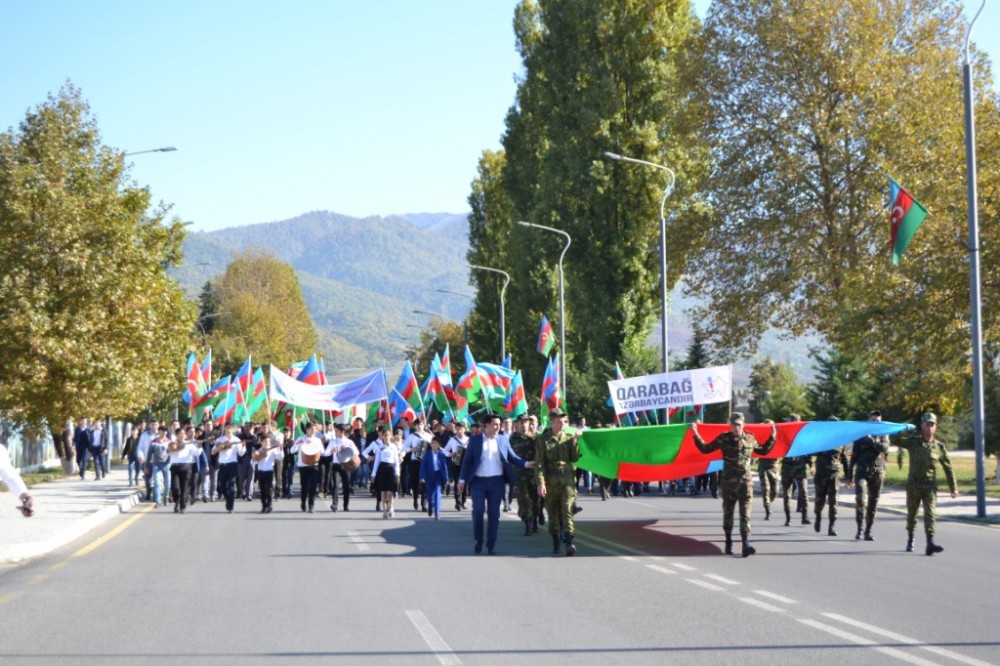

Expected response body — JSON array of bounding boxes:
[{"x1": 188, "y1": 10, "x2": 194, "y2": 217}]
[
  {"x1": 537, "y1": 315, "x2": 555, "y2": 356},
  {"x1": 503, "y1": 370, "x2": 527, "y2": 419},
  {"x1": 889, "y1": 177, "x2": 929, "y2": 265}
]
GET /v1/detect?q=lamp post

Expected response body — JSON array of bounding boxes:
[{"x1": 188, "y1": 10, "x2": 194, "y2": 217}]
[
  {"x1": 517, "y1": 221, "x2": 571, "y2": 402},
  {"x1": 197, "y1": 311, "x2": 229, "y2": 347},
  {"x1": 470, "y1": 264, "x2": 511, "y2": 361},
  {"x1": 962, "y1": 0, "x2": 987, "y2": 517},
  {"x1": 433, "y1": 291, "x2": 473, "y2": 347},
  {"x1": 604, "y1": 151, "x2": 675, "y2": 424},
  {"x1": 124, "y1": 146, "x2": 177, "y2": 157}
]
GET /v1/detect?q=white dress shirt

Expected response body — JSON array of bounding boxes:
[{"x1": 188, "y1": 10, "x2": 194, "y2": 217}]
[{"x1": 475, "y1": 436, "x2": 504, "y2": 478}]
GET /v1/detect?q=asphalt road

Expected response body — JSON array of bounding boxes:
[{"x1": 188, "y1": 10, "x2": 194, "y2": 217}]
[{"x1": 1, "y1": 489, "x2": 996, "y2": 665}]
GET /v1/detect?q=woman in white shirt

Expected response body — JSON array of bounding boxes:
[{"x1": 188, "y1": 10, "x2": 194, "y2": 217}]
[
  {"x1": 212, "y1": 424, "x2": 246, "y2": 513},
  {"x1": 291, "y1": 422, "x2": 325, "y2": 513},
  {"x1": 167, "y1": 428, "x2": 200, "y2": 514},
  {"x1": 371, "y1": 428, "x2": 402, "y2": 518},
  {"x1": 252, "y1": 432, "x2": 284, "y2": 514}
]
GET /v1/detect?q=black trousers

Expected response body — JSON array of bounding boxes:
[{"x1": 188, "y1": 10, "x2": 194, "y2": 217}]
[
  {"x1": 299, "y1": 466, "x2": 320, "y2": 510},
  {"x1": 170, "y1": 463, "x2": 193, "y2": 511},
  {"x1": 409, "y1": 459, "x2": 424, "y2": 507},
  {"x1": 330, "y1": 463, "x2": 351, "y2": 509},
  {"x1": 257, "y1": 469, "x2": 274, "y2": 510},
  {"x1": 218, "y1": 462, "x2": 238, "y2": 511},
  {"x1": 319, "y1": 456, "x2": 333, "y2": 495}
]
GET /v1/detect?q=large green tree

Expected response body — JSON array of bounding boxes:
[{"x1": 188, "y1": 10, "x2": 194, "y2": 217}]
[
  {"x1": 201, "y1": 249, "x2": 318, "y2": 377},
  {"x1": 467, "y1": 0, "x2": 709, "y2": 413},
  {"x1": 690, "y1": 0, "x2": 1000, "y2": 412},
  {"x1": 0, "y1": 84, "x2": 194, "y2": 452}
]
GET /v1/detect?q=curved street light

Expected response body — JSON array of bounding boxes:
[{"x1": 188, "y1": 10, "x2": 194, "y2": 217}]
[
  {"x1": 470, "y1": 264, "x2": 511, "y2": 361},
  {"x1": 517, "y1": 221, "x2": 571, "y2": 402},
  {"x1": 124, "y1": 146, "x2": 177, "y2": 157},
  {"x1": 604, "y1": 151, "x2": 676, "y2": 423}
]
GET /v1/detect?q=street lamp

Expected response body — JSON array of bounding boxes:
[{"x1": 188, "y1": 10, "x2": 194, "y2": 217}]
[
  {"x1": 124, "y1": 146, "x2": 177, "y2": 157},
  {"x1": 517, "y1": 221, "x2": 571, "y2": 402},
  {"x1": 962, "y1": 0, "x2": 987, "y2": 517},
  {"x1": 470, "y1": 264, "x2": 511, "y2": 361},
  {"x1": 604, "y1": 151, "x2": 676, "y2": 423}
]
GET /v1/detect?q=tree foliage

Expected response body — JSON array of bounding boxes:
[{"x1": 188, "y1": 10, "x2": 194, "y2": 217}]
[
  {"x1": 690, "y1": 0, "x2": 1000, "y2": 412},
  {"x1": 749, "y1": 357, "x2": 811, "y2": 422},
  {"x1": 807, "y1": 349, "x2": 882, "y2": 421},
  {"x1": 0, "y1": 83, "x2": 194, "y2": 436},
  {"x1": 203, "y1": 249, "x2": 318, "y2": 376},
  {"x1": 467, "y1": 0, "x2": 709, "y2": 415}
]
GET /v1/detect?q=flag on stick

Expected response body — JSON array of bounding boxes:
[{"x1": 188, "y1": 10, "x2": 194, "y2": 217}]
[
  {"x1": 889, "y1": 177, "x2": 929, "y2": 265},
  {"x1": 537, "y1": 315, "x2": 555, "y2": 356}
]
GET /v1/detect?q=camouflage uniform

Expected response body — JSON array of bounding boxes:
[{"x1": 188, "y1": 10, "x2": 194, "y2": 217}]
[
  {"x1": 813, "y1": 446, "x2": 849, "y2": 535},
  {"x1": 896, "y1": 434, "x2": 956, "y2": 547},
  {"x1": 535, "y1": 428, "x2": 580, "y2": 555},
  {"x1": 757, "y1": 457, "x2": 780, "y2": 520},
  {"x1": 693, "y1": 426, "x2": 776, "y2": 556},
  {"x1": 780, "y1": 455, "x2": 812, "y2": 526},
  {"x1": 509, "y1": 431, "x2": 541, "y2": 534},
  {"x1": 849, "y1": 433, "x2": 890, "y2": 539}
]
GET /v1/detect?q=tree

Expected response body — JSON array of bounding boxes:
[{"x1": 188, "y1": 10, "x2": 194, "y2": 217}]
[
  {"x1": 467, "y1": 0, "x2": 709, "y2": 414},
  {"x1": 807, "y1": 349, "x2": 881, "y2": 421},
  {"x1": 0, "y1": 83, "x2": 194, "y2": 454},
  {"x1": 204, "y1": 249, "x2": 318, "y2": 376},
  {"x1": 689, "y1": 0, "x2": 1000, "y2": 411},
  {"x1": 749, "y1": 357, "x2": 811, "y2": 423}
]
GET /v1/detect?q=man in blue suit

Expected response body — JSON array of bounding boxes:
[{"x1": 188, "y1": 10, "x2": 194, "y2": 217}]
[{"x1": 458, "y1": 414, "x2": 534, "y2": 555}]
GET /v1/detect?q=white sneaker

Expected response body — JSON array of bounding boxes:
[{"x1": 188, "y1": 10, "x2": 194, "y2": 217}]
[
  {"x1": 382, "y1": 510, "x2": 388, "y2": 519},
  {"x1": 389, "y1": 508, "x2": 395, "y2": 518}
]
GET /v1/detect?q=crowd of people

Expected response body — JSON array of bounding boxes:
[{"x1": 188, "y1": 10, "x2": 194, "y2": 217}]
[{"x1": 52, "y1": 407, "x2": 959, "y2": 559}]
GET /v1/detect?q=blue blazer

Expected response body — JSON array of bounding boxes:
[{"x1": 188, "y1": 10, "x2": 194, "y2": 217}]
[
  {"x1": 458, "y1": 433, "x2": 527, "y2": 486},
  {"x1": 419, "y1": 450, "x2": 450, "y2": 487}
]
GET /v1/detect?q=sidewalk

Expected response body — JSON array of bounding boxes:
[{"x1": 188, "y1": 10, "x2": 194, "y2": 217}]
[
  {"x1": 1, "y1": 464, "x2": 143, "y2": 564},
  {"x1": 866, "y1": 486, "x2": 1000, "y2": 523}
]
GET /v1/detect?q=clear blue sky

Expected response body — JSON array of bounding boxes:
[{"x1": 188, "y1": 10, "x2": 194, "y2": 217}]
[{"x1": 2, "y1": 1, "x2": 996, "y2": 233}]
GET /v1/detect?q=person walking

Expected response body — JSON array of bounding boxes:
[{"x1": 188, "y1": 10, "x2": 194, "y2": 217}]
[
  {"x1": 692, "y1": 413, "x2": 777, "y2": 557},
  {"x1": 1, "y1": 442, "x2": 34, "y2": 517},
  {"x1": 252, "y1": 434, "x2": 284, "y2": 514},
  {"x1": 420, "y1": 434, "x2": 450, "y2": 519},
  {"x1": 371, "y1": 428, "x2": 402, "y2": 518},
  {"x1": 167, "y1": 427, "x2": 199, "y2": 514},
  {"x1": 847, "y1": 410, "x2": 891, "y2": 541},
  {"x1": 813, "y1": 417, "x2": 849, "y2": 536},
  {"x1": 212, "y1": 424, "x2": 245, "y2": 513},
  {"x1": 510, "y1": 414, "x2": 542, "y2": 535},
  {"x1": 535, "y1": 409, "x2": 580, "y2": 556},
  {"x1": 148, "y1": 426, "x2": 172, "y2": 508},
  {"x1": 896, "y1": 412, "x2": 957, "y2": 555},
  {"x1": 292, "y1": 422, "x2": 324, "y2": 513}
]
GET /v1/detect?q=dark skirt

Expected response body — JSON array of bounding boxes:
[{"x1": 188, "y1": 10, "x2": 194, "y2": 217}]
[{"x1": 375, "y1": 465, "x2": 398, "y2": 493}]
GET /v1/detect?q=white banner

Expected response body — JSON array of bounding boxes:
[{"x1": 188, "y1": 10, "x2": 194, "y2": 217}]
[
  {"x1": 269, "y1": 365, "x2": 387, "y2": 411},
  {"x1": 607, "y1": 365, "x2": 732, "y2": 414}
]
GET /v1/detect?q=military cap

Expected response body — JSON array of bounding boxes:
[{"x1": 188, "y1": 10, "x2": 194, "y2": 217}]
[
  {"x1": 921, "y1": 412, "x2": 938, "y2": 424},
  {"x1": 549, "y1": 408, "x2": 567, "y2": 418},
  {"x1": 729, "y1": 412, "x2": 745, "y2": 424},
  {"x1": 517, "y1": 413, "x2": 531, "y2": 422},
  {"x1": 869, "y1": 409, "x2": 882, "y2": 417}
]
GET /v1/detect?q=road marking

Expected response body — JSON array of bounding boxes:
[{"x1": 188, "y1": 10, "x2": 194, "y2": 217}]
[
  {"x1": 621, "y1": 499, "x2": 659, "y2": 509},
  {"x1": 347, "y1": 531, "x2": 370, "y2": 552},
  {"x1": 737, "y1": 596, "x2": 786, "y2": 613},
  {"x1": 823, "y1": 613, "x2": 995, "y2": 666},
  {"x1": 754, "y1": 590, "x2": 797, "y2": 604},
  {"x1": 50, "y1": 562, "x2": 67, "y2": 571},
  {"x1": 27, "y1": 574, "x2": 47, "y2": 586},
  {"x1": 669, "y1": 562, "x2": 697, "y2": 572},
  {"x1": 576, "y1": 532, "x2": 652, "y2": 558},
  {"x1": 646, "y1": 565, "x2": 677, "y2": 576},
  {"x1": 71, "y1": 504, "x2": 153, "y2": 559},
  {"x1": 0, "y1": 593, "x2": 18, "y2": 605},
  {"x1": 798, "y1": 618, "x2": 940, "y2": 666},
  {"x1": 406, "y1": 609, "x2": 461, "y2": 665},
  {"x1": 687, "y1": 578, "x2": 724, "y2": 592},
  {"x1": 703, "y1": 573, "x2": 739, "y2": 585}
]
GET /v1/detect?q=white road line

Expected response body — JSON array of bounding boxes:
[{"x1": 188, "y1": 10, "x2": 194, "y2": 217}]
[
  {"x1": 347, "y1": 531, "x2": 370, "y2": 551},
  {"x1": 578, "y1": 532, "x2": 655, "y2": 558},
  {"x1": 406, "y1": 609, "x2": 462, "y2": 666},
  {"x1": 797, "y1": 618, "x2": 940, "y2": 666},
  {"x1": 687, "y1": 578, "x2": 724, "y2": 592},
  {"x1": 754, "y1": 590, "x2": 797, "y2": 604},
  {"x1": 823, "y1": 613, "x2": 995, "y2": 666},
  {"x1": 646, "y1": 565, "x2": 677, "y2": 576},
  {"x1": 703, "y1": 573, "x2": 739, "y2": 585},
  {"x1": 669, "y1": 562, "x2": 697, "y2": 572},
  {"x1": 736, "y1": 596, "x2": 786, "y2": 613},
  {"x1": 621, "y1": 499, "x2": 659, "y2": 509}
]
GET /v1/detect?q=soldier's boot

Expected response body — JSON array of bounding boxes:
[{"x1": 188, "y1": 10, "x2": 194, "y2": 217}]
[
  {"x1": 552, "y1": 535, "x2": 561, "y2": 555},
  {"x1": 565, "y1": 535, "x2": 576, "y2": 557},
  {"x1": 925, "y1": 535, "x2": 944, "y2": 556},
  {"x1": 523, "y1": 518, "x2": 532, "y2": 536},
  {"x1": 801, "y1": 509, "x2": 811, "y2": 525},
  {"x1": 538, "y1": 510, "x2": 545, "y2": 526},
  {"x1": 764, "y1": 506, "x2": 771, "y2": 521},
  {"x1": 905, "y1": 532, "x2": 915, "y2": 552},
  {"x1": 784, "y1": 509, "x2": 791, "y2": 527},
  {"x1": 814, "y1": 514, "x2": 822, "y2": 533},
  {"x1": 855, "y1": 524, "x2": 863, "y2": 540},
  {"x1": 531, "y1": 515, "x2": 539, "y2": 533},
  {"x1": 864, "y1": 519, "x2": 875, "y2": 541},
  {"x1": 741, "y1": 535, "x2": 756, "y2": 558},
  {"x1": 724, "y1": 534, "x2": 733, "y2": 555},
  {"x1": 827, "y1": 519, "x2": 837, "y2": 537}
]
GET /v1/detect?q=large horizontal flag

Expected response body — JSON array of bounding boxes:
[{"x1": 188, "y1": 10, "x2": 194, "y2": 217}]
[
  {"x1": 577, "y1": 420, "x2": 914, "y2": 483},
  {"x1": 537, "y1": 315, "x2": 554, "y2": 356},
  {"x1": 889, "y1": 177, "x2": 929, "y2": 265}
]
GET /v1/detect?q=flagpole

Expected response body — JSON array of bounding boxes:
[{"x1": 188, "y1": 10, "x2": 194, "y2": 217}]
[{"x1": 963, "y1": 0, "x2": 988, "y2": 517}]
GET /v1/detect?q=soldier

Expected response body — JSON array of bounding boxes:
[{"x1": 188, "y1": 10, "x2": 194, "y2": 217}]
[
  {"x1": 535, "y1": 408, "x2": 581, "y2": 556},
  {"x1": 692, "y1": 413, "x2": 777, "y2": 557},
  {"x1": 509, "y1": 414, "x2": 542, "y2": 535},
  {"x1": 847, "y1": 409, "x2": 890, "y2": 541},
  {"x1": 896, "y1": 412, "x2": 957, "y2": 555},
  {"x1": 812, "y1": 416, "x2": 849, "y2": 536},
  {"x1": 779, "y1": 414, "x2": 811, "y2": 526},
  {"x1": 757, "y1": 455, "x2": 780, "y2": 521}
]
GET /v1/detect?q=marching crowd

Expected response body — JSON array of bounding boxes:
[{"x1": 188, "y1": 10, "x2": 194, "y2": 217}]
[{"x1": 59, "y1": 407, "x2": 959, "y2": 559}]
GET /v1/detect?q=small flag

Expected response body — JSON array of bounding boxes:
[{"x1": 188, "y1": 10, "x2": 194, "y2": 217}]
[
  {"x1": 537, "y1": 315, "x2": 555, "y2": 356},
  {"x1": 889, "y1": 177, "x2": 929, "y2": 265}
]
